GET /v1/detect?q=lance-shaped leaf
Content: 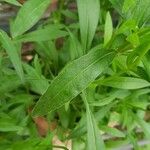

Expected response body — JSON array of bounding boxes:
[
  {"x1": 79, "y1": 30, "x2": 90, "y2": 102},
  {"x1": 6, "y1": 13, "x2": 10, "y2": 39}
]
[
  {"x1": 11, "y1": 0, "x2": 51, "y2": 37},
  {"x1": 77, "y1": 0, "x2": 100, "y2": 51},
  {"x1": 82, "y1": 91, "x2": 105, "y2": 150},
  {"x1": 0, "y1": 30, "x2": 24, "y2": 82},
  {"x1": 96, "y1": 77, "x2": 150, "y2": 89},
  {"x1": 15, "y1": 25, "x2": 68, "y2": 42},
  {"x1": 32, "y1": 47, "x2": 115, "y2": 116},
  {"x1": 104, "y1": 12, "x2": 113, "y2": 46}
]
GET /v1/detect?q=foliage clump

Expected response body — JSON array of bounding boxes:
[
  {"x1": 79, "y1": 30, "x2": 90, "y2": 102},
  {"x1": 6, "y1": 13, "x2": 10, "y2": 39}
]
[{"x1": 0, "y1": 0, "x2": 150, "y2": 149}]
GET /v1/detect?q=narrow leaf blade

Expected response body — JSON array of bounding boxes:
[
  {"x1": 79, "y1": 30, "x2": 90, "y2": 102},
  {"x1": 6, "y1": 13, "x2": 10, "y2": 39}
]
[
  {"x1": 77, "y1": 0, "x2": 100, "y2": 50},
  {"x1": 0, "y1": 30, "x2": 24, "y2": 81},
  {"x1": 97, "y1": 77, "x2": 150, "y2": 89},
  {"x1": 11, "y1": 0, "x2": 51, "y2": 37},
  {"x1": 104, "y1": 12, "x2": 113, "y2": 46},
  {"x1": 16, "y1": 25, "x2": 68, "y2": 42},
  {"x1": 32, "y1": 48, "x2": 115, "y2": 116},
  {"x1": 82, "y1": 91, "x2": 105, "y2": 150}
]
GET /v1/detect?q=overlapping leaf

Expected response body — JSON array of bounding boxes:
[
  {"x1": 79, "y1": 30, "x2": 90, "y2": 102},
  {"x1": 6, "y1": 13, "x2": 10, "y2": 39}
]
[
  {"x1": 15, "y1": 25, "x2": 68, "y2": 42},
  {"x1": 0, "y1": 30, "x2": 24, "y2": 81},
  {"x1": 110, "y1": 0, "x2": 150, "y2": 26},
  {"x1": 32, "y1": 47, "x2": 115, "y2": 116},
  {"x1": 11, "y1": 0, "x2": 51, "y2": 37},
  {"x1": 82, "y1": 91, "x2": 105, "y2": 150}
]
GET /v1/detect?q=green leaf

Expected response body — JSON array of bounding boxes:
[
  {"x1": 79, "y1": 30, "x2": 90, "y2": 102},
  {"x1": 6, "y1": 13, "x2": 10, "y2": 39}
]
[
  {"x1": 140, "y1": 31, "x2": 150, "y2": 44},
  {"x1": 32, "y1": 47, "x2": 115, "y2": 116},
  {"x1": 23, "y1": 63, "x2": 49, "y2": 95},
  {"x1": 15, "y1": 25, "x2": 68, "y2": 42},
  {"x1": 116, "y1": 20, "x2": 137, "y2": 35},
  {"x1": 1, "y1": 0, "x2": 22, "y2": 6},
  {"x1": 82, "y1": 91, "x2": 105, "y2": 150},
  {"x1": 109, "y1": 0, "x2": 124, "y2": 15},
  {"x1": 127, "y1": 42, "x2": 150, "y2": 68},
  {"x1": 126, "y1": 0, "x2": 150, "y2": 26},
  {"x1": 143, "y1": 55, "x2": 150, "y2": 79},
  {"x1": 0, "y1": 115, "x2": 23, "y2": 132},
  {"x1": 35, "y1": 41, "x2": 58, "y2": 67},
  {"x1": 110, "y1": 0, "x2": 150, "y2": 26},
  {"x1": 104, "y1": 12, "x2": 113, "y2": 46},
  {"x1": 96, "y1": 77, "x2": 150, "y2": 89},
  {"x1": 68, "y1": 114, "x2": 87, "y2": 139},
  {"x1": 128, "y1": 101, "x2": 149, "y2": 110},
  {"x1": 122, "y1": 0, "x2": 135, "y2": 13},
  {"x1": 77, "y1": 0, "x2": 100, "y2": 51},
  {"x1": 100, "y1": 126, "x2": 125, "y2": 138},
  {"x1": 11, "y1": 0, "x2": 51, "y2": 37},
  {"x1": 10, "y1": 94, "x2": 33, "y2": 107},
  {"x1": 126, "y1": 33, "x2": 139, "y2": 47},
  {"x1": 67, "y1": 29, "x2": 83, "y2": 60},
  {"x1": 72, "y1": 139, "x2": 85, "y2": 150},
  {"x1": 0, "y1": 30, "x2": 24, "y2": 81},
  {"x1": 58, "y1": 106, "x2": 70, "y2": 129},
  {"x1": 11, "y1": 137, "x2": 52, "y2": 150},
  {"x1": 69, "y1": 104, "x2": 113, "y2": 139},
  {"x1": 133, "y1": 114, "x2": 150, "y2": 139},
  {"x1": 61, "y1": 9, "x2": 78, "y2": 20},
  {"x1": 90, "y1": 90, "x2": 129, "y2": 106},
  {"x1": 0, "y1": 74, "x2": 21, "y2": 97}
]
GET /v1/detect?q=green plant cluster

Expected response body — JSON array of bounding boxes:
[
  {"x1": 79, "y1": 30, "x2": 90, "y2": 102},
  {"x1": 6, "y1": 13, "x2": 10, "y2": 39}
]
[{"x1": 0, "y1": 0, "x2": 150, "y2": 149}]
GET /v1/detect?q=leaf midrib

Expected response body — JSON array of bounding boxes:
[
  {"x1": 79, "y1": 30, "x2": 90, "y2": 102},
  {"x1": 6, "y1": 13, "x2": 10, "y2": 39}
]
[
  {"x1": 36, "y1": 51, "x2": 114, "y2": 113},
  {"x1": 13, "y1": 0, "x2": 50, "y2": 36}
]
